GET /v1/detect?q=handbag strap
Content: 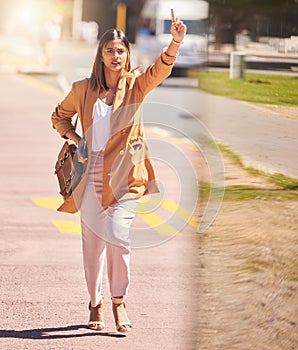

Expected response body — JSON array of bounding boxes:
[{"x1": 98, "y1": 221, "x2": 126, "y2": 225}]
[
  {"x1": 73, "y1": 115, "x2": 79, "y2": 131},
  {"x1": 73, "y1": 78, "x2": 88, "y2": 133}
]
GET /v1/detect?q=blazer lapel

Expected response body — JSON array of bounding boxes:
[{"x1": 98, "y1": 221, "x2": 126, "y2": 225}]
[
  {"x1": 83, "y1": 83, "x2": 99, "y2": 133},
  {"x1": 112, "y1": 75, "x2": 127, "y2": 112}
]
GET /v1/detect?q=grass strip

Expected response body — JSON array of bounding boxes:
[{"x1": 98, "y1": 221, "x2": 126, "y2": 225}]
[
  {"x1": 200, "y1": 183, "x2": 298, "y2": 201},
  {"x1": 199, "y1": 142, "x2": 298, "y2": 201},
  {"x1": 192, "y1": 71, "x2": 298, "y2": 106},
  {"x1": 217, "y1": 143, "x2": 298, "y2": 190}
]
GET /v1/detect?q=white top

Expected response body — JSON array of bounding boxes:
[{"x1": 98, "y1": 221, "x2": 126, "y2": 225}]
[{"x1": 92, "y1": 98, "x2": 112, "y2": 152}]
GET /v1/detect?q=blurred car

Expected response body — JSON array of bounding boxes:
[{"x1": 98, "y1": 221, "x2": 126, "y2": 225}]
[{"x1": 135, "y1": 0, "x2": 209, "y2": 76}]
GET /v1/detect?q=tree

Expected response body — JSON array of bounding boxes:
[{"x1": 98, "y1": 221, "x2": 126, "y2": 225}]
[{"x1": 208, "y1": 0, "x2": 298, "y2": 47}]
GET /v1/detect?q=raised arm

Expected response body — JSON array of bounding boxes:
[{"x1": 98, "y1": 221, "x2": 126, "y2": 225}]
[
  {"x1": 136, "y1": 8, "x2": 187, "y2": 95},
  {"x1": 165, "y1": 8, "x2": 187, "y2": 57}
]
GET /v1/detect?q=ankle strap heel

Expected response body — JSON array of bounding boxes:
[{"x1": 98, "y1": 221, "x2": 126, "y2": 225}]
[{"x1": 111, "y1": 297, "x2": 132, "y2": 333}]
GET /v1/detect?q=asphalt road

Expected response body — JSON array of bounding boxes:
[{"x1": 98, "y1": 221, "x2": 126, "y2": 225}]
[
  {"x1": 1, "y1": 38, "x2": 297, "y2": 349},
  {"x1": 0, "y1": 40, "x2": 217, "y2": 350},
  {"x1": 145, "y1": 86, "x2": 298, "y2": 179},
  {"x1": 0, "y1": 71, "x2": 203, "y2": 350},
  {"x1": 24, "y1": 40, "x2": 298, "y2": 179}
]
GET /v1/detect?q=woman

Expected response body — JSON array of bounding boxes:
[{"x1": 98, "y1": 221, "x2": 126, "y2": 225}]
[{"x1": 51, "y1": 9, "x2": 186, "y2": 333}]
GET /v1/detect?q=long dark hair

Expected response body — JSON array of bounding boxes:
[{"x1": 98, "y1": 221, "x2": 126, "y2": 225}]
[{"x1": 90, "y1": 29, "x2": 131, "y2": 91}]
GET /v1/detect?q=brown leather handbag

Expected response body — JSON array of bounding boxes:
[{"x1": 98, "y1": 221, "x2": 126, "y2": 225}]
[{"x1": 54, "y1": 117, "x2": 87, "y2": 200}]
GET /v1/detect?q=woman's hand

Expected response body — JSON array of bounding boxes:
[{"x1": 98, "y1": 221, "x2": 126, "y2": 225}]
[
  {"x1": 170, "y1": 8, "x2": 187, "y2": 43},
  {"x1": 164, "y1": 9, "x2": 187, "y2": 57},
  {"x1": 77, "y1": 137, "x2": 88, "y2": 163}
]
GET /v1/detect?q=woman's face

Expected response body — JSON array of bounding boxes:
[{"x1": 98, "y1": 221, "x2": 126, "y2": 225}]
[{"x1": 101, "y1": 39, "x2": 128, "y2": 73}]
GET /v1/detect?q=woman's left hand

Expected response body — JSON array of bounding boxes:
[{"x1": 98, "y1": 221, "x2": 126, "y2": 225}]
[
  {"x1": 170, "y1": 8, "x2": 187, "y2": 43},
  {"x1": 77, "y1": 137, "x2": 88, "y2": 163}
]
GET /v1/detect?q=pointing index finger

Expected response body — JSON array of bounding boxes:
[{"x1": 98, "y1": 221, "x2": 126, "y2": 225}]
[{"x1": 171, "y1": 8, "x2": 175, "y2": 23}]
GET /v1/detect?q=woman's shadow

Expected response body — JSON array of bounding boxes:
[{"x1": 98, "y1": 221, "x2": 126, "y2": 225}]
[{"x1": 0, "y1": 324, "x2": 126, "y2": 339}]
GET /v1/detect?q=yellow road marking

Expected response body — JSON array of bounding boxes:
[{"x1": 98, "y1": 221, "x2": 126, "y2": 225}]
[
  {"x1": 137, "y1": 211, "x2": 180, "y2": 236},
  {"x1": 33, "y1": 197, "x2": 197, "y2": 235},
  {"x1": 32, "y1": 197, "x2": 79, "y2": 216},
  {"x1": 32, "y1": 197, "x2": 63, "y2": 210},
  {"x1": 20, "y1": 73, "x2": 64, "y2": 98},
  {"x1": 52, "y1": 220, "x2": 81, "y2": 234},
  {"x1": 144, "y1": 127, "x2": 198, "y2": 151},
  {"x1": 138, "y1": 197, "x2": 197, "y2": 227}
]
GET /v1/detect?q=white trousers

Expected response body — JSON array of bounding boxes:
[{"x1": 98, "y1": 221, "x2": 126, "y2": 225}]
[{"x1": 80, "y1": 152, "x2": 139, "y2": 307}]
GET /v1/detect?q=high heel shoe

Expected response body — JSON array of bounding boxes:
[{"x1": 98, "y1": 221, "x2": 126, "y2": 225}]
[
  {"x1": 88, "y1": 300, "x2": 105, "y2": 331},
  {"x1": 112, "y1": 297, "x2": 132, "y2": 333}
]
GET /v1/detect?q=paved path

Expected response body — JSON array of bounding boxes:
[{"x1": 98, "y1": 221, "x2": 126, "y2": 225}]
[
  {"x1": 0, "y1": 63, "x2": 297, "y2": 349},
  {"x1": 148, "y1": 86, "x2": 298, "y2": 179},
  {"x1": 0, "y1": 73, "x2": 199, "y2": 350},
  {"x1": 3, "y1": 36, "x2": 297, "y2": 179}
]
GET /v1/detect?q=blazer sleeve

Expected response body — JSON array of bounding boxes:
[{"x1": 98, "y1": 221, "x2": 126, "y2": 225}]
[
  {"x1": 136, "y1": 50, "x2": 177, "y2": 96},
  {"x1": 51, "y1": 84, "x2": 78, "y2": 139}
]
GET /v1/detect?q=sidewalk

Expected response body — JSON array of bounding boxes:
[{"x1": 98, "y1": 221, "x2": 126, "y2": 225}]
[
  {"x1": 147, "y1": 86, "x2": 298, "y2": 179},
  {"x1": 201, "y1": 94, "x2": 298, "y2": 179},
  {"x1": 0, "y1": 73, "x2": 199, "y2": 349},
  {"x1": 1, "y1": 49, "x2": 297, "y2": 349},
  {"x1": 18, "y1": 39, "x2": 298, "y2": 179}
]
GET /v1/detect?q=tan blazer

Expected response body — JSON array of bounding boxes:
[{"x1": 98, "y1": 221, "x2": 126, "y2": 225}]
[{"x1": 52, "y1": 51, "x2": 176, "y2": 213}]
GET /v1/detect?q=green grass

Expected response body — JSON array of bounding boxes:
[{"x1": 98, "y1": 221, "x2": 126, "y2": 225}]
[
  {"x1": 217, "y1": 143, "x2": 298, "y2": 190},
  {"x1": 200, "y1": 183, "x2": 298, "y2": 201},
  {"x1": 224, "y1": 186, "x2": 298, "y2": 200},
  {"x1": 193, "y1": 71, "x2": 298, "y2": 106},
  {"x1": 199, "y1": 142, "x2": 298, "y2": 201}
]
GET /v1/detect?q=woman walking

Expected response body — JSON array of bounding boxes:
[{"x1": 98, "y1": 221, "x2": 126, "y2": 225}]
[{"x1": 51, "y1": 9, "x2": 186, "y2": 333}]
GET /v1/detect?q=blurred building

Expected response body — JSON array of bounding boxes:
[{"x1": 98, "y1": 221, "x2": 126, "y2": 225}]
[
  {"x1": 81, "y1": 0, "x2": 146, "y2": 42},
  {"x1": 1, "y1": 0, "x2": 297, "y2": 44}
]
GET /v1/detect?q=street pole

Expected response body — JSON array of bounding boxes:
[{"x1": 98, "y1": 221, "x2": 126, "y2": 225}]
[
  {"x1": 72, "y1": 0, "x2": 83, "y2": 40},
  {"x1": 116, "y1": 2, "x2": 127, "y2": 33}
]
